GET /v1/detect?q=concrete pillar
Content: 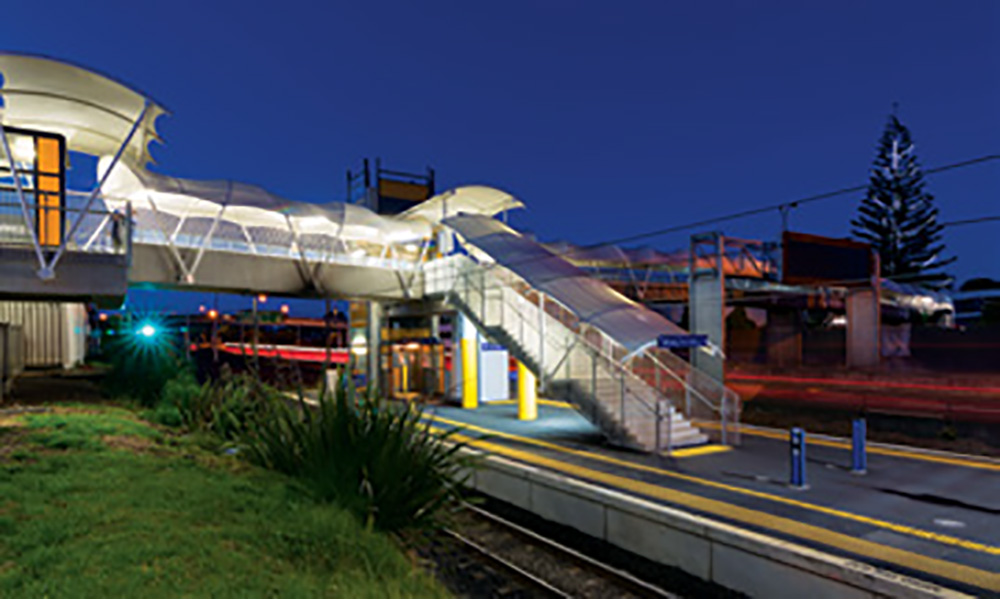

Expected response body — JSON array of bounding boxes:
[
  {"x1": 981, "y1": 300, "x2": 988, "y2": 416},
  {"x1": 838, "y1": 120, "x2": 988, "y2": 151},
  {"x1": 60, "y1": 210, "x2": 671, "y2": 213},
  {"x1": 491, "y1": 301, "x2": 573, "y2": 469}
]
[
  {"x1": 766, "y1": 309, "x2": 803, "y2": 368},
  {"x1": 366, "y1": 300, "x2": 381, "y2": 398},
  {"x1": 689, "y1": 232, "x2": 726, "y2": 384},
  {"x1": 847, "y1": 289, "x2": 880, "y2": 368},
  {"x1": 430, "y1": 313, "x2": 441, "y2": 396},
  {"x1": 517, "y1": 361, "x2": 537, "y2": 421}
]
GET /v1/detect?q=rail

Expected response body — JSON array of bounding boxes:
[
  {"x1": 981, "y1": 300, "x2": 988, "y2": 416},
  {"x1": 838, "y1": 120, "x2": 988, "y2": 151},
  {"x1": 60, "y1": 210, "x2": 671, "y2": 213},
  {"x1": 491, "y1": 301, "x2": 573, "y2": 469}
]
[
  {"x1": 433, "y1": 253, "x2": 739, "y2": 449},
  {"x1": 1, "y1": 187, "x2": 430, "y2": 276},
  {"x1": 0, "y1": 192, "x2": 130, "y2": 256}
]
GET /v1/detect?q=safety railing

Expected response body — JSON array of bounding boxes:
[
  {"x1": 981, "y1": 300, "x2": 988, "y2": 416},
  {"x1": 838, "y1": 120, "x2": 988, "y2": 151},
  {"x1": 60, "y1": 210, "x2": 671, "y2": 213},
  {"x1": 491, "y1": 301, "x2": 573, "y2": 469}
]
[
  {"x1": 428, "y1": 253, "x2": 740, "y2": 449},
  {"x1": 0, "y1": 190, "x2": 131, "y2": 256},
  {"x1": 113, "y1": 198, "x2": 424, "y2": 272}
]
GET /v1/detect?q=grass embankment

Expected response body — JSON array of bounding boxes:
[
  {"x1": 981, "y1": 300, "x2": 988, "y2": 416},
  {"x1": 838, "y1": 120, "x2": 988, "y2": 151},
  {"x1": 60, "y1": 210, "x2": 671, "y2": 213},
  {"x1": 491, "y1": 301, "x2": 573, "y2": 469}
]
[{"x1": 0, "y1": 405, "x2": 448, "y2": 599}]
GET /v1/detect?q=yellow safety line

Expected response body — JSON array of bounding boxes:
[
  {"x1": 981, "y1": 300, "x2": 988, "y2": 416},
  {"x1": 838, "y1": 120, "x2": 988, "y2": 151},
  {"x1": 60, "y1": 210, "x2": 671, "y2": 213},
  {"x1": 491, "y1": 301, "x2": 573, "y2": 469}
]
[
  {"x1": 512, "y1": 398, "x2": 999, "y2": 471},
  {"x1": 424, "y1": 413, "x2": 1000, "y2": 557},
  {"x1": 444, "y1": 429, "x2": 1000, "y2": 592},
  {"x1": 696, "y1": 420, "x2": 1000, "y2": 472},
  {"x1": 485, "y1": 399, "x2": 575, "y2": 409},
  {"x1": 508, "y1": 399, "x2": 999, "y2": 472},
  {"x1": 667, "y1": 444, "x2": 732, "y2": 458}
]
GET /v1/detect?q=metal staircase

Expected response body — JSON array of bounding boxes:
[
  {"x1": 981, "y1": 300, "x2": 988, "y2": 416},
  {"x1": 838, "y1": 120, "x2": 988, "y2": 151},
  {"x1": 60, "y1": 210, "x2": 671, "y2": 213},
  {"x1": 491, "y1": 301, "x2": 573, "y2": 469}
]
[{"x1": 427, "y1": 254, "x2": 738, "y2": 452}]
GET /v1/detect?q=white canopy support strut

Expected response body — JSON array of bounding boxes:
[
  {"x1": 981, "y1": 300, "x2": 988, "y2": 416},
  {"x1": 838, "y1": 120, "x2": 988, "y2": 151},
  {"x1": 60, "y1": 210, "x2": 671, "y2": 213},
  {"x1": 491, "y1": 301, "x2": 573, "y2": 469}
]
[
  {"x1": 44, "y1": 99, "x2": 151, "y2": 278},
  {"x1": 0, "y1": 121, "x2": 47, "y2": 271}
]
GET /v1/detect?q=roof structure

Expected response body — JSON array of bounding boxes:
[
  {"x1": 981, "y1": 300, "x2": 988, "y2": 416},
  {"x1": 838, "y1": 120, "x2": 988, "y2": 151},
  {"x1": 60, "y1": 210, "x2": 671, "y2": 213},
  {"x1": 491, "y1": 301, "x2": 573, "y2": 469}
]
[
  {"x1": 444, "y1": 213, "x2": 688, "y2": 352},
  {"x1": 0, "y1": 52, "x2": 166, "y2": 167},
  {"x1": 99, "y1": 158, "x2": 431, "y2": 243},
  {"x1": 401, "y1": 185, "x2": 524, "y2": 222}
]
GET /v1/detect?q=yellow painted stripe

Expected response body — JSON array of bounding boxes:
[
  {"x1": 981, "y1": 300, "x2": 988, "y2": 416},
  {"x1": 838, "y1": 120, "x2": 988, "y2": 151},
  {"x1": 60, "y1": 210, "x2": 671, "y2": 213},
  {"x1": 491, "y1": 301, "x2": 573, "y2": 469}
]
[
  {"x1": 538, "y1": 399, "x2": 574, "y2": 409},
  {"x1": 518, "y1": 398, "x2": 998, "y2": 472},
  {"x1": 444, "y1": 429, "x2": 1000, "y2": 592},
  {"x1": 485, "y1": 399, "x2": 574, "y2": 409},
  {"x1": 668, "y1": 444, "x2": 731, "y2": 458},
  {"x1": 696, "y1": 421, "x2": 1000, "y2": 473},
  {"x1": 424, "y1": 413, "x2": 1000, "y2": 557}
]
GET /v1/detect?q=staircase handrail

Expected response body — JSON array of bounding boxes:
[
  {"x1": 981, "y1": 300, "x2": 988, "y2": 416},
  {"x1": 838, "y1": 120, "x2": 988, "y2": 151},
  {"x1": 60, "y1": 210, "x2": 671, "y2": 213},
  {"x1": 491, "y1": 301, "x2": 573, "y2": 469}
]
[
  {"x1": 464, "y1": 260, "x2": 667, "y2": 420},
  {"x1": 444, "y1": 254, "x2": 737, "y2": 444}
]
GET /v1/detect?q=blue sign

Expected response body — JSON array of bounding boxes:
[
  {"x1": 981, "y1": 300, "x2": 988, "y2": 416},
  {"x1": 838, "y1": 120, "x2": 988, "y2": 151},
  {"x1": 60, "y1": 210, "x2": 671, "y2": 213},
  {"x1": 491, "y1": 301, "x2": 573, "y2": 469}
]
[
  {"x1": 481, "y1": 342, "x2": 506, "y2": 352},
  {"x1": 656, "y1": 334, "x2": 709, "y2": 349}
]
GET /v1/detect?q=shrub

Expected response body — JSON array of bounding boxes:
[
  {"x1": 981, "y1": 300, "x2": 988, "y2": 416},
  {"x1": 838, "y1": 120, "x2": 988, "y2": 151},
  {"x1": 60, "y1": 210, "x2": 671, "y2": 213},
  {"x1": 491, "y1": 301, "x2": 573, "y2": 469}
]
[
  {"x1": 180, "y1": 368, "x2": 281, "y2": 441},
  {"x1": 238, "y1": 377, "x2": 472, "y2": 533}
]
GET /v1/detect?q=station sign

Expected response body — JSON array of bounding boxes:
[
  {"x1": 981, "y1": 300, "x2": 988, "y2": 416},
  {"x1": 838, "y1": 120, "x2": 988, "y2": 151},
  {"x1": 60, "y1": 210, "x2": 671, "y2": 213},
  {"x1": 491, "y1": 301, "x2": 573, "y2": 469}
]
[{"x1": 656, "y1": 334, "x2": 709, "y2": 349}]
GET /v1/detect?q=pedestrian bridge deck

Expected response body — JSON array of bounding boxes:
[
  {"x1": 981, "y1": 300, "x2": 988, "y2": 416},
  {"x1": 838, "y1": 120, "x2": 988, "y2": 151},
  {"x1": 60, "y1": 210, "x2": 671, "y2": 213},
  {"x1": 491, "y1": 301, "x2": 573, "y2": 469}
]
[{"x1": 422, "y1": 401, "x2": 1000, "y2": 597}]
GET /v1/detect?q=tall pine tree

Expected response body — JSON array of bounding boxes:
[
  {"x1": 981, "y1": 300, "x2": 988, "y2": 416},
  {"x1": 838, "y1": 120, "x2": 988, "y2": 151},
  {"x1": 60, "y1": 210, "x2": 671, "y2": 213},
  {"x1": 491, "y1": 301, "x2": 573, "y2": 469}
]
[{"x1": 851, "y1": 111, "x2": 954, "y2": 289}]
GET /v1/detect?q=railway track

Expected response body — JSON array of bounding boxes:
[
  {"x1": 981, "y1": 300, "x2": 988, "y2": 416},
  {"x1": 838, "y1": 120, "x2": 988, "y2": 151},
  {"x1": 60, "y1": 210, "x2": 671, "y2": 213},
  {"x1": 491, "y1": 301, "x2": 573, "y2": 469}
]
[{"x1": 442, "y1": 503, "x2": 680, "y2": 598}]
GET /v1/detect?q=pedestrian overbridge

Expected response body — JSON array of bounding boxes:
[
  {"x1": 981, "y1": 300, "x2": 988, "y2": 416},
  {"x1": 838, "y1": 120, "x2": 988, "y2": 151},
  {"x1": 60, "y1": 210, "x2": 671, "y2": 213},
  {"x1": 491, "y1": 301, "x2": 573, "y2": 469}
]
[
  {"x1": 0, "y1": 52, "x2": 518, "y2": 303},
  {"x1": 0, "y1": 52, "x2": 738, "y2": 452}
]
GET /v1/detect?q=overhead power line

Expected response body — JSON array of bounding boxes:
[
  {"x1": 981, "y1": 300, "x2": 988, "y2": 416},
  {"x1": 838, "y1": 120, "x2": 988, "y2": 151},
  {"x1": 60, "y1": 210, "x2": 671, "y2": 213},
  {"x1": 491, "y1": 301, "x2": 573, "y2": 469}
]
[{"x1": 582, "y1": 154, "x2": 1000, "y2": 250}]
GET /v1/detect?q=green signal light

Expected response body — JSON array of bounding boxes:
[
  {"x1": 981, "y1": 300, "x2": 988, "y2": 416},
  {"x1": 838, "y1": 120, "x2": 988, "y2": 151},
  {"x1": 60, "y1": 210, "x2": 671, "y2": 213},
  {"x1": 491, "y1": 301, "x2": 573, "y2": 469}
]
[{"x1": 138, "y1": 324, "x2": 157, "y2": 338}]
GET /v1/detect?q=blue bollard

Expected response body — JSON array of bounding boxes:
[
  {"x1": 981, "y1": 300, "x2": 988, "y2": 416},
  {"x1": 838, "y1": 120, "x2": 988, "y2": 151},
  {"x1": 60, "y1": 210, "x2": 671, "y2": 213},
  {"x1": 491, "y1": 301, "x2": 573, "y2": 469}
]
[
  {"x1": 852, "y1": 418, "x2": 867, "y2": 474},
  {"x1": 790, "y1": 427, "x2": 807, "y2": 489}
]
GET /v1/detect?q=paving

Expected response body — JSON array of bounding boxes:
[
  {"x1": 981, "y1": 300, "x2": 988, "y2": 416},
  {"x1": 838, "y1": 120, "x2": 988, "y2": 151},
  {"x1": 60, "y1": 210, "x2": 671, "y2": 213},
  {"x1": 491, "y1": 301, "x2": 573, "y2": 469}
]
[{"x1": 423, "y1": 400, "x2": 1000, "y2": 597}]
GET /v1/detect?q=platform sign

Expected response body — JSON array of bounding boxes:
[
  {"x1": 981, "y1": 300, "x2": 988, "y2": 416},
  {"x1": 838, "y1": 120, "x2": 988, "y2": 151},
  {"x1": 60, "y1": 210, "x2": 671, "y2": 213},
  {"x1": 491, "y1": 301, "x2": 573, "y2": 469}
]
[{"x1": 657, "y1": 334, "x2": 708, "y2": 349}]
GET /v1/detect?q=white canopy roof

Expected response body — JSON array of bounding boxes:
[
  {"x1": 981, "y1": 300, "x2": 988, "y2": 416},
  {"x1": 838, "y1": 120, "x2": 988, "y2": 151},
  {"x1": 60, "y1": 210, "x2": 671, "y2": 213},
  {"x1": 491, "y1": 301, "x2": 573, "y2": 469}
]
[
  {"x1": 99, "y1": 157, "x2": 430, "y2": 243},
  {"x1": 444, "y1": 214, "x2": 688, "y2": 352},
  {"x1": 0, "y1": 52, "x2": 166, "y2": 167},
  {"x1": 401, "y1": 185, "x2": 523, "y2": 222}
]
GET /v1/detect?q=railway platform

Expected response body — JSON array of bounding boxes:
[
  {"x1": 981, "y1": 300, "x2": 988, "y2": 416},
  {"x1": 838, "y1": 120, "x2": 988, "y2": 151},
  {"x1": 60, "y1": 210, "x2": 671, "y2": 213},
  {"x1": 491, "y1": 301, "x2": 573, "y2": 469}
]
[{"x1": 422, "y1": 401, "x2": 1000, "y2": 597}]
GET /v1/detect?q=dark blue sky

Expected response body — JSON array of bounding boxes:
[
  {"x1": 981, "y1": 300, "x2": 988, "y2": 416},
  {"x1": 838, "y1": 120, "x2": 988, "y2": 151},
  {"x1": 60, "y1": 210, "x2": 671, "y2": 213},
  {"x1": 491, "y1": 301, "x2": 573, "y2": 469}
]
[{"x1": 6, "y1": 1, "x2": 998, "y2": 314}]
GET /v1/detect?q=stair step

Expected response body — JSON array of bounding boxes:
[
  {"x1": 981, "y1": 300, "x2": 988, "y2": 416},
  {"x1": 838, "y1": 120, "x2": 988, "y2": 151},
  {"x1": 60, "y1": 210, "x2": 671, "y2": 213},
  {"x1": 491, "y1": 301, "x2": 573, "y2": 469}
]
[{"x1": 458, "y1": 298, "x2": 721, "y2": 454}]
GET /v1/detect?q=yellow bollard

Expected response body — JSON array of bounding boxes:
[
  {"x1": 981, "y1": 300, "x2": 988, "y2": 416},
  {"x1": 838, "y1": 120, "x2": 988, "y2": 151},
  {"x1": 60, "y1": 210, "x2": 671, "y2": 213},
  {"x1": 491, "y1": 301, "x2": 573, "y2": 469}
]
[
  {"x1": 460, "y1": 338, "x2": 478, "y2": 409},
  {"x1": 517, "y1": 361, "x2": 537, "y2": 421}
]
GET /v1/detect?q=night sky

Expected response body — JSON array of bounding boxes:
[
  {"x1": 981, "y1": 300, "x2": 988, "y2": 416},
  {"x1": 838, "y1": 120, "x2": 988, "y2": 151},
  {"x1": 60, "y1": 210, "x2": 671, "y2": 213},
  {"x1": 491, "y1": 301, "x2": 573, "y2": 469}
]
[{"x1": 4, "y1": 1, "x2": 998, "y2": 315}]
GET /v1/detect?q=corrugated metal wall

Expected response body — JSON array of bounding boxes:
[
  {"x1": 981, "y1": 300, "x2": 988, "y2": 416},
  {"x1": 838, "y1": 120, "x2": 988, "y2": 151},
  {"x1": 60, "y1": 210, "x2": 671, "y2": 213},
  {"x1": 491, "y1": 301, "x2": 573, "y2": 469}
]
[{"x1": 0, "y1": 302, "x2": 88, "y2": 369}]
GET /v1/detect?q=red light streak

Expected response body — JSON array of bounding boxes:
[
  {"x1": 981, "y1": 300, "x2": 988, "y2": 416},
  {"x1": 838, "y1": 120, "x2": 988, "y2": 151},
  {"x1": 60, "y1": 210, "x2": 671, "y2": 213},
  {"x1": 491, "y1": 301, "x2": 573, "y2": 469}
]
[{"x1": 727, "y1": 373, "x2": 1000, "y2": 395}]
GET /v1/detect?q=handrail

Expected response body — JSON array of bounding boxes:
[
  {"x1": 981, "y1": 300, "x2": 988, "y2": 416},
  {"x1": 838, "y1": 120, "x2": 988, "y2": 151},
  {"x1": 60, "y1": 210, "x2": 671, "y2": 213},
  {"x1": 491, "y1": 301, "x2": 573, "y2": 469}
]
[
  {"x1": 644, "y1": 350, "x2": 724, "y2": 415},
  {"x1": 461, "y1": 262, "x2": 663, "y2": 418},
  {"x1": 481, "y1": 260, "x2": 717, "y2": 412},
  {"x1": 442, "y1": 254, "x2": 738, "y2": 447}
]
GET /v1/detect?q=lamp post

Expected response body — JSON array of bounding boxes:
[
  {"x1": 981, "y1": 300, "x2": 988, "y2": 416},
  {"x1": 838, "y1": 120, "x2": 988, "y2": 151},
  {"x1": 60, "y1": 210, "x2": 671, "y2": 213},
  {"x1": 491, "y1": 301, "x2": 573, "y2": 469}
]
[{"x1": 252, "y1": 294, "x2": 265, "y2": 372}]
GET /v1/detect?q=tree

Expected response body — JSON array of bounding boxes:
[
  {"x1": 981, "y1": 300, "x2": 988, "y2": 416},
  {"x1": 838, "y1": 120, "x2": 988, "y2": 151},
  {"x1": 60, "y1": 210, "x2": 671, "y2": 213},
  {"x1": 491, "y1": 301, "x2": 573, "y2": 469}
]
[{"x1": 851, "y1": 111, "x2": 955, "y2": 289}]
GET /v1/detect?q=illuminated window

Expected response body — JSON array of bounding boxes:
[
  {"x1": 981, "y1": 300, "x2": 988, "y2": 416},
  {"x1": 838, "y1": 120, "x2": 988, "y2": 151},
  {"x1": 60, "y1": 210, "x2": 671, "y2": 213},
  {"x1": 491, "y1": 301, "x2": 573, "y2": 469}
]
[{"x1": 0, "y1": 127, "x2": 66, "y2": 247}]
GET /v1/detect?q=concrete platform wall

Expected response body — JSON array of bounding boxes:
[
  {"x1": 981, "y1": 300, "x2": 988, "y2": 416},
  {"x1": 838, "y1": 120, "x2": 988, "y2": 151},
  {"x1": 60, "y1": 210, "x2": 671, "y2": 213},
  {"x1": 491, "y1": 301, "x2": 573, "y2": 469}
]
[{"x1": 461, "y1": 450, "x2": 971, "y2": 599}]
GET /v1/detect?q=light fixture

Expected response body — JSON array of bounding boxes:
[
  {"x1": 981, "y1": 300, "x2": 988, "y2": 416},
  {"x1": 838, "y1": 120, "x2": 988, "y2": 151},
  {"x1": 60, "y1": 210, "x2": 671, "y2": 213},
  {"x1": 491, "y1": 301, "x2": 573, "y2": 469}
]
[
  {"x1": 138, "y1": 324, "x2": 157, "y2": 338},
  {"x1": 11, "y1": 136, "x2": 35, "y2": 163}
]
